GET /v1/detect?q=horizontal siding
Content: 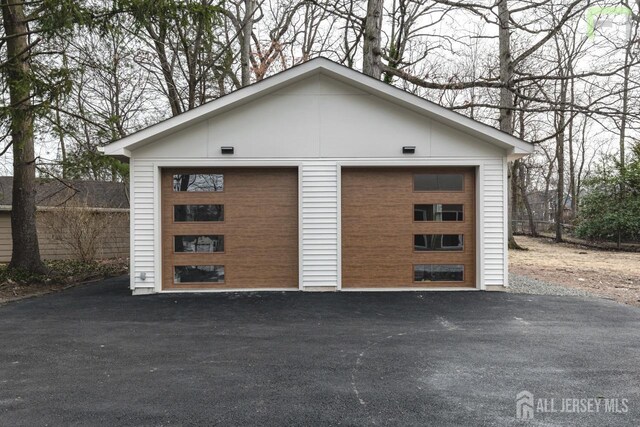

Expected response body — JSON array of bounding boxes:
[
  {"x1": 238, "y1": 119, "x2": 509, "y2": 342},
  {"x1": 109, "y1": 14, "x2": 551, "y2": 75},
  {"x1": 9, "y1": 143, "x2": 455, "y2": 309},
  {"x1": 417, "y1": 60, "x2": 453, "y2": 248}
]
[
  {"x1": 132, "y1": 158, "x2": 156, "y2": 289},
  {"x1": 301, "y1": 163, "x2": 339, "y2": 287},
  {"x1": 483, "y1": 158, "x2": 506, "y2": 286},
  {"x1": 0, "y1": 211, "x2": 129, "y2": 263},
  {"x1": 0, "y1": 213, "x2": 11, "y2": 261}
]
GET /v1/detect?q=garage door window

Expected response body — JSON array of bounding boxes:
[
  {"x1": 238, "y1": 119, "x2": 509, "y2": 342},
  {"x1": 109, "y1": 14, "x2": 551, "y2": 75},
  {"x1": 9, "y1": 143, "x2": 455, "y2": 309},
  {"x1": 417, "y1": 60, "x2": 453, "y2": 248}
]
[
  {"x1": 173, "y1": 174, "x2": 223, "y2": 192},
  {"x1": 174, "y1": 204, "x2": 224, "y2": 222},
  {"x1": 414, "y1": 264, "x2": 464, "y2": 282},
  {"x1": 414, "y1": 174, "x2": 463, "y2": 191},
  {"x1": 414, "y1": 204, "x2": 463, "y2": 221},
  {"x1": 175, "y1": 235, "x2": 224, "y2": 252},
  {"x1": 174, "y1": 265, "x2": 225, "y2": 283},
  {"x1": 414, "y1": 234, "x2": 463, "y2": 251}
]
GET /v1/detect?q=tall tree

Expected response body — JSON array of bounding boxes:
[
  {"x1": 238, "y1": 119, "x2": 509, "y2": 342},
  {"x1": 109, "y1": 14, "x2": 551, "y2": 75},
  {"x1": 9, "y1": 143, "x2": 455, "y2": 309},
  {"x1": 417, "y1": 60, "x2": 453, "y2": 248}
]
[
  {"x1": 617, "y1": 0, "x2": 639, "y2": 170},
  {"x1": 497, "y1": 0, "x2": 524, "y2": 249},
  {"x1": 554, "y1": 73, "x2": 567, "y2": 242},
  {"x1": 1, "y1": 0, "x2": 46, "y2": 272}
]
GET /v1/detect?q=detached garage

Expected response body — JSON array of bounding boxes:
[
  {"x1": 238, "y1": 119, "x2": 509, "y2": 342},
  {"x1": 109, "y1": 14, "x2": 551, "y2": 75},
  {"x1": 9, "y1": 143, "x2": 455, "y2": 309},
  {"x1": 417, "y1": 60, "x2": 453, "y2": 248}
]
[{"x1": 101, "y1": 58, "x2": 533, "y2": 295}]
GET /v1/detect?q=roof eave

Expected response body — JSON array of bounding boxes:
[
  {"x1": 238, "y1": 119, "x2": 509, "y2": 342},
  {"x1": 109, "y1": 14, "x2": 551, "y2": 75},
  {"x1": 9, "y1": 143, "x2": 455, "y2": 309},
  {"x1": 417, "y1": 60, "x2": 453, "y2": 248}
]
[
  {"x1": 100, "y1": 145, "x2": 131, "y2": 162},
  {"x1": 507, "y1": 147, "x2": 534, "y2": 161}
]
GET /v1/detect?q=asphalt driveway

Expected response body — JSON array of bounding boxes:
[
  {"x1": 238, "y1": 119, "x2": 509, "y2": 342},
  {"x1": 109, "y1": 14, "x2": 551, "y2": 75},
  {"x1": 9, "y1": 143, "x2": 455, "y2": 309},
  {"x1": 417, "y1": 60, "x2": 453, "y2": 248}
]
[{"x1": 1, "y1": 277, "x2": 639, "y2": 426}]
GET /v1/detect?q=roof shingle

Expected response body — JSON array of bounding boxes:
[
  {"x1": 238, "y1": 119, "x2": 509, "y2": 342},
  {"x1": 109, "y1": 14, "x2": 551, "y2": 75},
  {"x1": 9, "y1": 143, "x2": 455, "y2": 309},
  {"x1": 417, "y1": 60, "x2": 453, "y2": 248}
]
[{"x1": 0, "y1": 177, "x2": 129, "y2": 209}]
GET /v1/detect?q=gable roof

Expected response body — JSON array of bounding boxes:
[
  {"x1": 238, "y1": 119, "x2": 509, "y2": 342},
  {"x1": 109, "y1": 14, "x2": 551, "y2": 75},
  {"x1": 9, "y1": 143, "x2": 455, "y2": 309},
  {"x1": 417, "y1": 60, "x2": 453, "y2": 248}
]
[
  {"x1": 100, "y1": 57, "x2": 534, "y2": 159},
  {"x1": 0, "y1": 177, "x2": 129, "y2": 211}
]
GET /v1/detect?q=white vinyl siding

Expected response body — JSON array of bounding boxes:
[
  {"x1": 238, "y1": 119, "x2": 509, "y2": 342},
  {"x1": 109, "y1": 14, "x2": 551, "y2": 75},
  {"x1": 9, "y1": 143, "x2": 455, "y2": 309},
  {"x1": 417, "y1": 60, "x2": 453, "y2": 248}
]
[
  {"x1": 482, "y1": 158, "x2": 506, "y2": 286},
  {"x1": 131, "y1": 158, "x2": 156, "y2": 290},
  {"x1": 300, "y1": 162, "x2": 339, "y2": 288}
]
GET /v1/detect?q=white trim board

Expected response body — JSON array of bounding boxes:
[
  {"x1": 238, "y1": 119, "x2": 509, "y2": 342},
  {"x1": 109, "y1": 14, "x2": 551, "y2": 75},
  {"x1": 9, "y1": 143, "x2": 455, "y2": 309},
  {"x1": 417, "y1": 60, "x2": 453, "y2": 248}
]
[
  {"x1": 297, "y1": 166, "x2": 304, "y2": 290},
  {"x1": 153, "y1": 164, "x2": 162, "y2": 294},
  {"x1": 476, "y1": 164, "x2": 485, "y2": 290},
  {"x1": 340, "y1": 288, "x2": 480, "y2": 292},
  {"x1": 158, "y1": 288, "x2": 480, "y2": 293},
  {"x1": 129, "y1": 159, "x2": 135, "y2": 290},
  {"x1": 159, "y1": 288, "x2": 300, "y2": 294},
  {"x1": 138, "y1": 157, "x2": 502, "y2": 166},
  {"x1": 336, "y1": 164, "x2": 343, "y2": 291}
]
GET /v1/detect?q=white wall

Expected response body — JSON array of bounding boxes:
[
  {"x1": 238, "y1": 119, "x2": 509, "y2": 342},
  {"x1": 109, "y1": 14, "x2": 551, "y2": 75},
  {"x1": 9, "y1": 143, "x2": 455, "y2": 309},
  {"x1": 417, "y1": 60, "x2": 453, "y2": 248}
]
[
  {"x1": 130, "y1": 158, "x2": 157, "y2": 292},
  {"x1": 134, "y1": 74, "x2": 504, "y2": 160},
  {"x1": 480, "y1": 158, "x2": 507, "y2": 287},
  {"x1": 129, "y1": 73, "x2": 509, "y2": 293},
  {"x1": 300, "y1": 162, "x2": 340, "y2": 289}
]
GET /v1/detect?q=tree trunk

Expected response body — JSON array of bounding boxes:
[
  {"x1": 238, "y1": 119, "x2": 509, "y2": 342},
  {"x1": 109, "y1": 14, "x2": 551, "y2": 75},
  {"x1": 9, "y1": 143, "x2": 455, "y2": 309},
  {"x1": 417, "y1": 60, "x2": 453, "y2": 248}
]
[
  {"x1": 568, "y1": 76, "x2": 576, "y2": 217},
  {"x1": 498, "y1": 0, "x2": 522, "y2": 250},
  {"x1": 498, "y1": 0, "x2": 513, "y2": 136},
  {"x1": 619, "y1": 36, "x2": 631, "y2": 171},
  {"x1": 54, "y1": 101, "x2": 67, "y2": 180},
  {"x1": 146, "y1": 23, "x2": 183, "y2": 116},
  {"x1": 240, "y1": 0, "x2": 256, "y2": 87},
  {"x1": 1, "y1": 0, "x2": 46, "y2": 273},
  {"x1": 511, "y1": 159, "x2": 519, "y2": 231},
  {"x1": 518, "y1": 162, "x2": 537, "y2": 237},
  {"x1": 515, "y1": 94, "x2": 535, "y2": 237},
  {"x1": 555, "y1": 164, "x2": 565, "y2": 242},
  {"x1": 362, "y1": 0, "x2": 383, "y2": 79},
  {"x1": 555, "y1": 84, "x2": 566, "y2": 243}
]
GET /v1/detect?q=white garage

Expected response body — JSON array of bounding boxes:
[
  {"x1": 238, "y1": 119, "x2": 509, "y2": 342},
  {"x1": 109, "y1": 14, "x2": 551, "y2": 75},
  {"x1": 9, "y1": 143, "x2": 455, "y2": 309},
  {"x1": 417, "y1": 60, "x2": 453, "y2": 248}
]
[{"x1": 100, "y1": 57, "x2": 533, "y2": 294}]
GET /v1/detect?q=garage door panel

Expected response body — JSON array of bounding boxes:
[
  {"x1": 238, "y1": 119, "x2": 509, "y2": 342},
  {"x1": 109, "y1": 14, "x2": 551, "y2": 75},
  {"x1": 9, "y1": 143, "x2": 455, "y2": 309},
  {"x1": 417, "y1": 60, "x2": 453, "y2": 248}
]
[
  {"x1": 413, "y1": 253, "x2": 472, "y2": 263},
  {"x1": 162, "y1": 168, "x2": 298, "y2": 290},
  {"x1": 171, "y1": 253, "x2": 228, "y2": 263},
  {"x1": 167, "y1": 194, "x2": 229, "y2": 204},
  {"x1": 412, "y1": 194, "x2": 470, "y2": 204},
  {"x1": 342, "y1": 167, "x2": 475, "y2": 288},
  {"x1": 412, "y1": 224, "x2": 469, "y2": 233}
]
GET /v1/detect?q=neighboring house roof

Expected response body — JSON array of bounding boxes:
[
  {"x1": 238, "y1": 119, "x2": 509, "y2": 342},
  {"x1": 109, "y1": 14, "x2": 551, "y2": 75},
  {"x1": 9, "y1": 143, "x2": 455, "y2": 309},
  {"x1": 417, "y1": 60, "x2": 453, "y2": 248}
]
[
  {"x1": 0, "y1": 177, "x2": 129, "y2": 211},
  {"x1": 100, "y1": 57, "x2": 534, "y2": 159}
]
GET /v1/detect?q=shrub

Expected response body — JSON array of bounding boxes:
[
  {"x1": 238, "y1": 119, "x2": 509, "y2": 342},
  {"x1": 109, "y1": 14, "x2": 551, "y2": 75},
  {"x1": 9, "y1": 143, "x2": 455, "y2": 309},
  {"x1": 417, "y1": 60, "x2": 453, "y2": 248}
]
[
  {"x1": 41, "y1": 206, "x2": 128, "y2": 262},
  {"x1": 576, "y1": 146, "x2": 640, "y2": 245}
]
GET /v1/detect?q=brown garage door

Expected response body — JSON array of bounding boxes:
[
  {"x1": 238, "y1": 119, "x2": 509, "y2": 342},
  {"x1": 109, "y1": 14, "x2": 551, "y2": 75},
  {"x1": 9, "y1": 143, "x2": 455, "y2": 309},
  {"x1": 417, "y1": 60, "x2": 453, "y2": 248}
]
[
  {"x1": 161, "y1": 168, "x2": 298, "y2": 290},
  {"x1": 342, "y1": 167, "x2": 475, "y2": 288}
]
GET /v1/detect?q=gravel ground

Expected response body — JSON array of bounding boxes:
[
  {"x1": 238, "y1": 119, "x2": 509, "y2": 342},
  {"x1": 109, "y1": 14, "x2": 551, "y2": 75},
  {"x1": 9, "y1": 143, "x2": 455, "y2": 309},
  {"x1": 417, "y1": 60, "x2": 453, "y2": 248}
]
[
  {"x1": 508, "y1": 273, "x2": 595, "y2": 297},
  {"x1": 510, "y1": 236, "x2": 640, "y2": 307}
]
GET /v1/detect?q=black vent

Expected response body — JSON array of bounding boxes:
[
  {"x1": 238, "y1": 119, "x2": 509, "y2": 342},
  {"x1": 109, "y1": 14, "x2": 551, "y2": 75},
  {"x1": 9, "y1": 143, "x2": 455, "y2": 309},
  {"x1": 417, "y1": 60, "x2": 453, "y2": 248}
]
[{"x1": 402, "y1": 146, "x2": 416, "y2": 154}]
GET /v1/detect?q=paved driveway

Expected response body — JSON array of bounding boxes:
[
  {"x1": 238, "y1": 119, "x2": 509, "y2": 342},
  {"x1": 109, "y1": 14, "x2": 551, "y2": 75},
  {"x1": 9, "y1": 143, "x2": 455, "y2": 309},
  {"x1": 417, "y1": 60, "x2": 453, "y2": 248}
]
[{"x1": 0, "y1": 277, "x2": 639, "y2": 426}]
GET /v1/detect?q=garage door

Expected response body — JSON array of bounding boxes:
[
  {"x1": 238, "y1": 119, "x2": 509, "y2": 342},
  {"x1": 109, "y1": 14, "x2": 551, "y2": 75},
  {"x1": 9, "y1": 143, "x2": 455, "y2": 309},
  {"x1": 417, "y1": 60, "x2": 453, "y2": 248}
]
[
  {"x1": 342, "y1": 167, "x2": 475, "y2": 288},
  {"x1": 161, "y1": 168, "x2": 298, "y2": 290}
]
